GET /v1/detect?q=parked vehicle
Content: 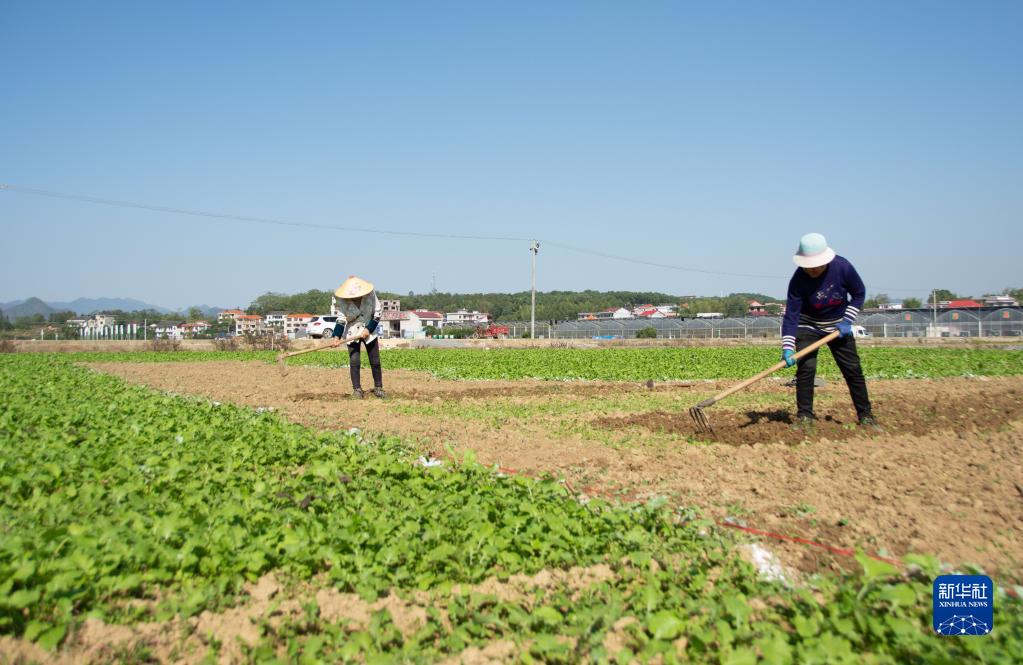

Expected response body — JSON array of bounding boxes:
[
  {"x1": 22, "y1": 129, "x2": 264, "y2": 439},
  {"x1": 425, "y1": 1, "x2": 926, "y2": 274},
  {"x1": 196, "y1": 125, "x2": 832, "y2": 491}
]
[
  {"x1": 306, "y1": 316, "x2": 339, "y2": 339},
  {"x1": 472, "y1": 324, "x2": 510, "y2": 339},
  {"x1": 852, "y1": 325, "x2": 871, "y2": 338}
]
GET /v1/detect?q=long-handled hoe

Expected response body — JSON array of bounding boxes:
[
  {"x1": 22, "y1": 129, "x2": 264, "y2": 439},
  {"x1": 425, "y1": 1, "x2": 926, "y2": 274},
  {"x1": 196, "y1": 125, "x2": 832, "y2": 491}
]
[
  {"x1": 276, "y1": 333, "x2": 362, "y2": 377},
  {"x1": 689, "y1": 330, "x2": 840, "y2": 435}
]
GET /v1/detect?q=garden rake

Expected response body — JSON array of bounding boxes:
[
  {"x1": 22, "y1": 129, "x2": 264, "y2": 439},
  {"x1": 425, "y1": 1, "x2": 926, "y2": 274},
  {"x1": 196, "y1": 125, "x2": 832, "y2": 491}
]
[
  {"x1": 276, "y1": 332, "x2": 363, "y2": 377},
  {"x1": 689, "y1": 330, "x2": 840, "y2": 434}
]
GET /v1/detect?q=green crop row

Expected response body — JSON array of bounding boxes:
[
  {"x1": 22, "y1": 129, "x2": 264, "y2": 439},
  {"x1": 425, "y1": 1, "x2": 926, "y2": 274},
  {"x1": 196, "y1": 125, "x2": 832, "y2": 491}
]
[
  {"x1": 1, "y1": 354, "x2": 1020, "y2": 661},
  {"x1": 48, "y1": 346, "x2": 1023, "y2": 381}
]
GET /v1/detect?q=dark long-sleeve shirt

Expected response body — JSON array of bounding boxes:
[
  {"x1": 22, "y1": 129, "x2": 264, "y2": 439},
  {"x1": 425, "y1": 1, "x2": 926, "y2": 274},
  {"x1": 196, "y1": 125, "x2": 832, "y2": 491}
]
[{"x1": 782, "y1": 255, "x2": 865, "y2": 350}]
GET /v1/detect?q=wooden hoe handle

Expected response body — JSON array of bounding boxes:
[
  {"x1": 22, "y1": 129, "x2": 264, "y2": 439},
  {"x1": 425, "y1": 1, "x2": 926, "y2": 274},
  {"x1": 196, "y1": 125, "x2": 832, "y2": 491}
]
[
  {"x1": 698, "y1": 331, "x2": 841, "y2": 408},
  {"x1": 277, "y1": 335, "x2": 360, "y2": 361}
]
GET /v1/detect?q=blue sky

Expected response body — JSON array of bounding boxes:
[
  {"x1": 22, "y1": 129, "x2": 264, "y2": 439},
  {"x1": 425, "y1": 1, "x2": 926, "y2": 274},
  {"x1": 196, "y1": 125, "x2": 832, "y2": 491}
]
[{"x1": 2, "y1": 2, "x2": 1020, "y2": 309}]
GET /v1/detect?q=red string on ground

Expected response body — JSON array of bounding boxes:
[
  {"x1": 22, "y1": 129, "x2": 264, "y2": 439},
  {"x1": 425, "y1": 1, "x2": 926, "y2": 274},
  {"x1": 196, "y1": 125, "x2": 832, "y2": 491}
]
[
  {"x1": 486, "y1": 464, "x2": 1014, "y2": 597},
  {"x1": 493, "y1": 464, "x2": 902, "y2": 566}
]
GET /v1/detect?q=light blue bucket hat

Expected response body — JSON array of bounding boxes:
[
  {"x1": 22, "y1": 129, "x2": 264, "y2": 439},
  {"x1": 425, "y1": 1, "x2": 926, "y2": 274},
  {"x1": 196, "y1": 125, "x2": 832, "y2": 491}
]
[{"x1": 793, "y1": 232, "x2": 836, "y2": 268}]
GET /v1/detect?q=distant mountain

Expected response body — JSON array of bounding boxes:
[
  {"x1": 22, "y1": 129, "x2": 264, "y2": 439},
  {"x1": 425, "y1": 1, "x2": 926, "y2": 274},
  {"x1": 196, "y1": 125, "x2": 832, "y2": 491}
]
[
  {"x1": 180, "y1": 304, "x2": 225, "y2": 318},
  {"x1": 3, "y1": 297, "x2": 54, "y2": 319},
  {"x1": 47, "y1": 298, "x2": 174, "y2": 315},
  {"x1": 0, "y1": 296, "x2": 178, "y2": 317}
]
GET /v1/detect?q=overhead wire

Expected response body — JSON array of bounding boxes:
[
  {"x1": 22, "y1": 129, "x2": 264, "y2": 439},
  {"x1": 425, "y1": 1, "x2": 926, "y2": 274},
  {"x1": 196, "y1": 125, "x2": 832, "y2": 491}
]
[{"x1": 0, "y1": 182, "x2": 936, "y2": 292}]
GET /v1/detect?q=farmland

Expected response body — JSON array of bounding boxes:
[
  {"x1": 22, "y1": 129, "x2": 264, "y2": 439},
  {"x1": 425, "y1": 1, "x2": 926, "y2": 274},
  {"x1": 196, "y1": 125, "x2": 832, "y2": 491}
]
[{"x1": 2, "y1": 347, "x2": 1023, "y2": 662}]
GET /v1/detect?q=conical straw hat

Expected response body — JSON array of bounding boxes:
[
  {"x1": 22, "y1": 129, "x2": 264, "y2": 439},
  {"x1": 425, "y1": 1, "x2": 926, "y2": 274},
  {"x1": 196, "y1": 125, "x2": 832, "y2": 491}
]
[{"x1": 335, "y1": 275, "x2": 374, "y2": 299}]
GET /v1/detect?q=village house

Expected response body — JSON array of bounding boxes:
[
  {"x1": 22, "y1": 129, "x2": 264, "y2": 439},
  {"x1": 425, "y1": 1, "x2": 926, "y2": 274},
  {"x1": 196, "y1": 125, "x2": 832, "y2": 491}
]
[
  {"x1": 234, "y1": 314, "x2": 264, "y2": 336},
  {"x1": 983, "y1": 295, "x2": 1019, "y2": 307},
  {"x1": 578, "y1": 307, "x2": 632, "y2": 320},
  {"x1": 939, "y1": 299, "x2": 984, "y2": 309},
  {"x1": 399, "y1": 310, "x2": 445, "y2": 338},
  {"x1": 153, "y1": 321, "x2": 184, "y2": 339},
  {"x1": 285, "y1": 313, "x2": 315, "y2": 338},
  {"x1": 181, "y1": 321, "x2": 210, "y2": 337},
  {"x1": 378, "y1": 310, "x2": 403, "y2": 338},
  {"x1": 218, "y1": 309, "x2": 245, "y2": 323},
  {"x1": 264, "y1": 311, "x2": 287, "y2": 328},
  {"x1": 445, "y1": 309, "x2": 490, "y2": 326},
  {"x1": 66, "y1": 313, "x2": 119, "y2": 334}
]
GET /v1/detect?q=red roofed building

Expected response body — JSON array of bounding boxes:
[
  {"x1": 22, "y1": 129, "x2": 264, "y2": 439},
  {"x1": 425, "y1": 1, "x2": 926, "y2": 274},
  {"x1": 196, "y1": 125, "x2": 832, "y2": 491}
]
[
  {"x1": 379, "y1": 310, "x2": 403, "y2": 337},
  {"x1": 400, "y1": 310, "x2": 445, "y2": 338},
  {"x1": 218, "y1": 309, "x2": 246, "y2": 323},
  {"x1": 940, "y1": 299, "x2": 983, "y2": 309},
  {"x1": 234, "y1": 314, "x2": 264, "y2": 335},
  {"x1": 285, "y1": 313, "x2": 315, "y2": 337}
]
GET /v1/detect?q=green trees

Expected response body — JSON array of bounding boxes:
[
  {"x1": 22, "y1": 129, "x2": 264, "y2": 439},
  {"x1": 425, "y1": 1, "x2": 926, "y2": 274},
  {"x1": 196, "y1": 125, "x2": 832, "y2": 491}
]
[
  {"x1": 249, "y1": 290, "x2": 333, "y2": 315},
  {"x1": 902, "y1": 297, "x2": 922, "y2": 309},
  {"x1": 246, "y1": 289, "x2": 786, "y2": 321}
]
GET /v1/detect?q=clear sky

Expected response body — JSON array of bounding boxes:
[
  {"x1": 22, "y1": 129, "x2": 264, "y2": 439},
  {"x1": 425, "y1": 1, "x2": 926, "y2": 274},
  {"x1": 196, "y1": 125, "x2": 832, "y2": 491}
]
[{"x1": 2, "y1": 1, "x2": 1020, "y2": 309}]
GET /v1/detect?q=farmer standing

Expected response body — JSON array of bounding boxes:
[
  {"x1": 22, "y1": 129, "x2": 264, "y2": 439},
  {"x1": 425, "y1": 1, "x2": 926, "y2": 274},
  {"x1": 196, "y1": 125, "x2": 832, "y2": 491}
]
[
  {"x1": 782, "y1": 233, "x2": 878, "y2": 429},
  {"x1": 331, "y1": 276, "x2": 386, "y2": 399}
]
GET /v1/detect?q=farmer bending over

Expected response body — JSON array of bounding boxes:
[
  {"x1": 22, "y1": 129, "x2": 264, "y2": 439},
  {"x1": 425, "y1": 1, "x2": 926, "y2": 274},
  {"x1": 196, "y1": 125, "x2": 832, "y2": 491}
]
[
  {"x1": 331, "y1": 275, "x2": 386, "y2": 399},
  {"x1": 782, "y1": 233, "x2": 878, "y2": 430}
]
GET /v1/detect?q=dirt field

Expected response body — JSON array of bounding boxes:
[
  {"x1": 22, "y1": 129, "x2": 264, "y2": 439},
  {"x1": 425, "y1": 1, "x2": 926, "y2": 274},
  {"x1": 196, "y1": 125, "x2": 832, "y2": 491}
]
[{"x1": 90, "y1": 360, "x2": 1023, "y2": 581}]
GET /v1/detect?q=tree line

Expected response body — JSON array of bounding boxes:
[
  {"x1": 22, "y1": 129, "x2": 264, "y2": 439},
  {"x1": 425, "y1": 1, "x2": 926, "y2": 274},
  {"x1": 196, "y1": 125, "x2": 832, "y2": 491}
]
[{"x1": 244, "y1": 289, "x2": 781, "y2": 321}]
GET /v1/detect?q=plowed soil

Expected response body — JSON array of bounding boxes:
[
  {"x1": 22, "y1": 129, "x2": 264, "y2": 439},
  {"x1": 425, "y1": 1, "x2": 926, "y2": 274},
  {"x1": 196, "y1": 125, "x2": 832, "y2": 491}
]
[{"x1": 89, "y1": 361, "x2": 1023, "y2": 580}]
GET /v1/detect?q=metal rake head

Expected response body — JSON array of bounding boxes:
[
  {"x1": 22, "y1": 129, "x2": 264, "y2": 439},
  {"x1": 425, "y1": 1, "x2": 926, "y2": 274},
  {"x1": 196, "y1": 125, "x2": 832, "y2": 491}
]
[
  {"x1": 689, "y1": 399, "x2": 715, "y2": 435},
  {"x1": 277, "y1": 355, "x2": 289, "y2": 377}
]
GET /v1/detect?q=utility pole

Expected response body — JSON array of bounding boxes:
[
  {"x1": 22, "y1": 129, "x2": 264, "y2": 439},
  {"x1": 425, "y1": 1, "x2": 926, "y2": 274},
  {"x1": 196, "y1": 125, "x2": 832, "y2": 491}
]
[
  {"x1": 530, "y1": 240, "x2": 540, "y2": 339},
  {"x1": 932, "y1": 289, "x2": 938, "y2": 337}
]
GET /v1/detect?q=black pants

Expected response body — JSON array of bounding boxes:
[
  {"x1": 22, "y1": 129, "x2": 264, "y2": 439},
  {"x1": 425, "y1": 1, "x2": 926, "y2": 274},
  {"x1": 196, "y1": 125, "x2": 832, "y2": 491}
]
[
  {"x1": 348, "y1": 338, "x2": 383, "y2": 390},
  {"x1": 795, "y1": 329, "x2": 872, "y2": 420}
]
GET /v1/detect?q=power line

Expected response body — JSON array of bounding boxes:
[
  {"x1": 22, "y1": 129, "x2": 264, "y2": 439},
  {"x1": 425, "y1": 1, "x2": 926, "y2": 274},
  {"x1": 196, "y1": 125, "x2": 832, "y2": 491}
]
[
  {"x1": 0, "y1": 183, "x2": 532, "y2": 243},
  {"x1": 543, "y1": 240, "x2": 786, "y2": 280},
  {"x1": 0, "y1": 182, "x2": 935, "y2": 291}
]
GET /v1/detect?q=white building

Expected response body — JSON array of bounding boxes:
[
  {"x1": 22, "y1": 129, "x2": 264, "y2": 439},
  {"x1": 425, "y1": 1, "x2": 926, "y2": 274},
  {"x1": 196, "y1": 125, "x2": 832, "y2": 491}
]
[
  {"x1": 379, "y1": 310, "x2": 403, "y2": 338},
  {"x1": 445, "y1": 309, "x2": 490, "y2": 326},
  {"x1": 68, "y1": 314, "x2": 120, "y2": 335},
  {"x1": 218, "y1": 309, "x2": 245, "y2": 323},
  {"x1": 380, "y1": 299, "x2": 401, "y2": 312},
  {"x1": 878, "y1": 302, "x2": 904, "y2": 310},
  {"x1": 181, "y1": 321, "x2": 210, "y2": 337},
  {"x1": 153, "y1": 321, "x2": 185, "y2": 339},
  {"x1": 264, "y1": 311, "x2": 287, "y2": 328},
  {"x1": 235, "y1": 314, "x2": 264, "y2": 336},
  {"x1": 285, "y1": 313, "x2": 314, "y2": 338},
  {"x1": 399, "y1": 310, "x2": 445, "y2": 338},
  {"x1": 983, "y1": 295, "x2": 1019, "y2": 307},
  {"x1": 578, "y1": 307, "x2": 632, "y2": 321}
]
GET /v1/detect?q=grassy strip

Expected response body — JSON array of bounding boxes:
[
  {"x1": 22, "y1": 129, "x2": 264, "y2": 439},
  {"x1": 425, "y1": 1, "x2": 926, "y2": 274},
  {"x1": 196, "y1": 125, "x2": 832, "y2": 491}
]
[
  {"x1": 1, "y1": 355, "x2": 1021, "y2": 660},
  {"x1": 56, "y1": 346, "x2": 1023, "y2": 380}
]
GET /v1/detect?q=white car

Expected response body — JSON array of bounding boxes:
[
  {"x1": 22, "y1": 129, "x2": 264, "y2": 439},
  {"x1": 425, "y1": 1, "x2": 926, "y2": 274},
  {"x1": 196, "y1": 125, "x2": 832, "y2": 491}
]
[
  {"x1": 852, "y1": 325, "x2": 871, "y2": 338},
  {"x1": 306, "y1": 315, "x2": 339, "y2": 339}
]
